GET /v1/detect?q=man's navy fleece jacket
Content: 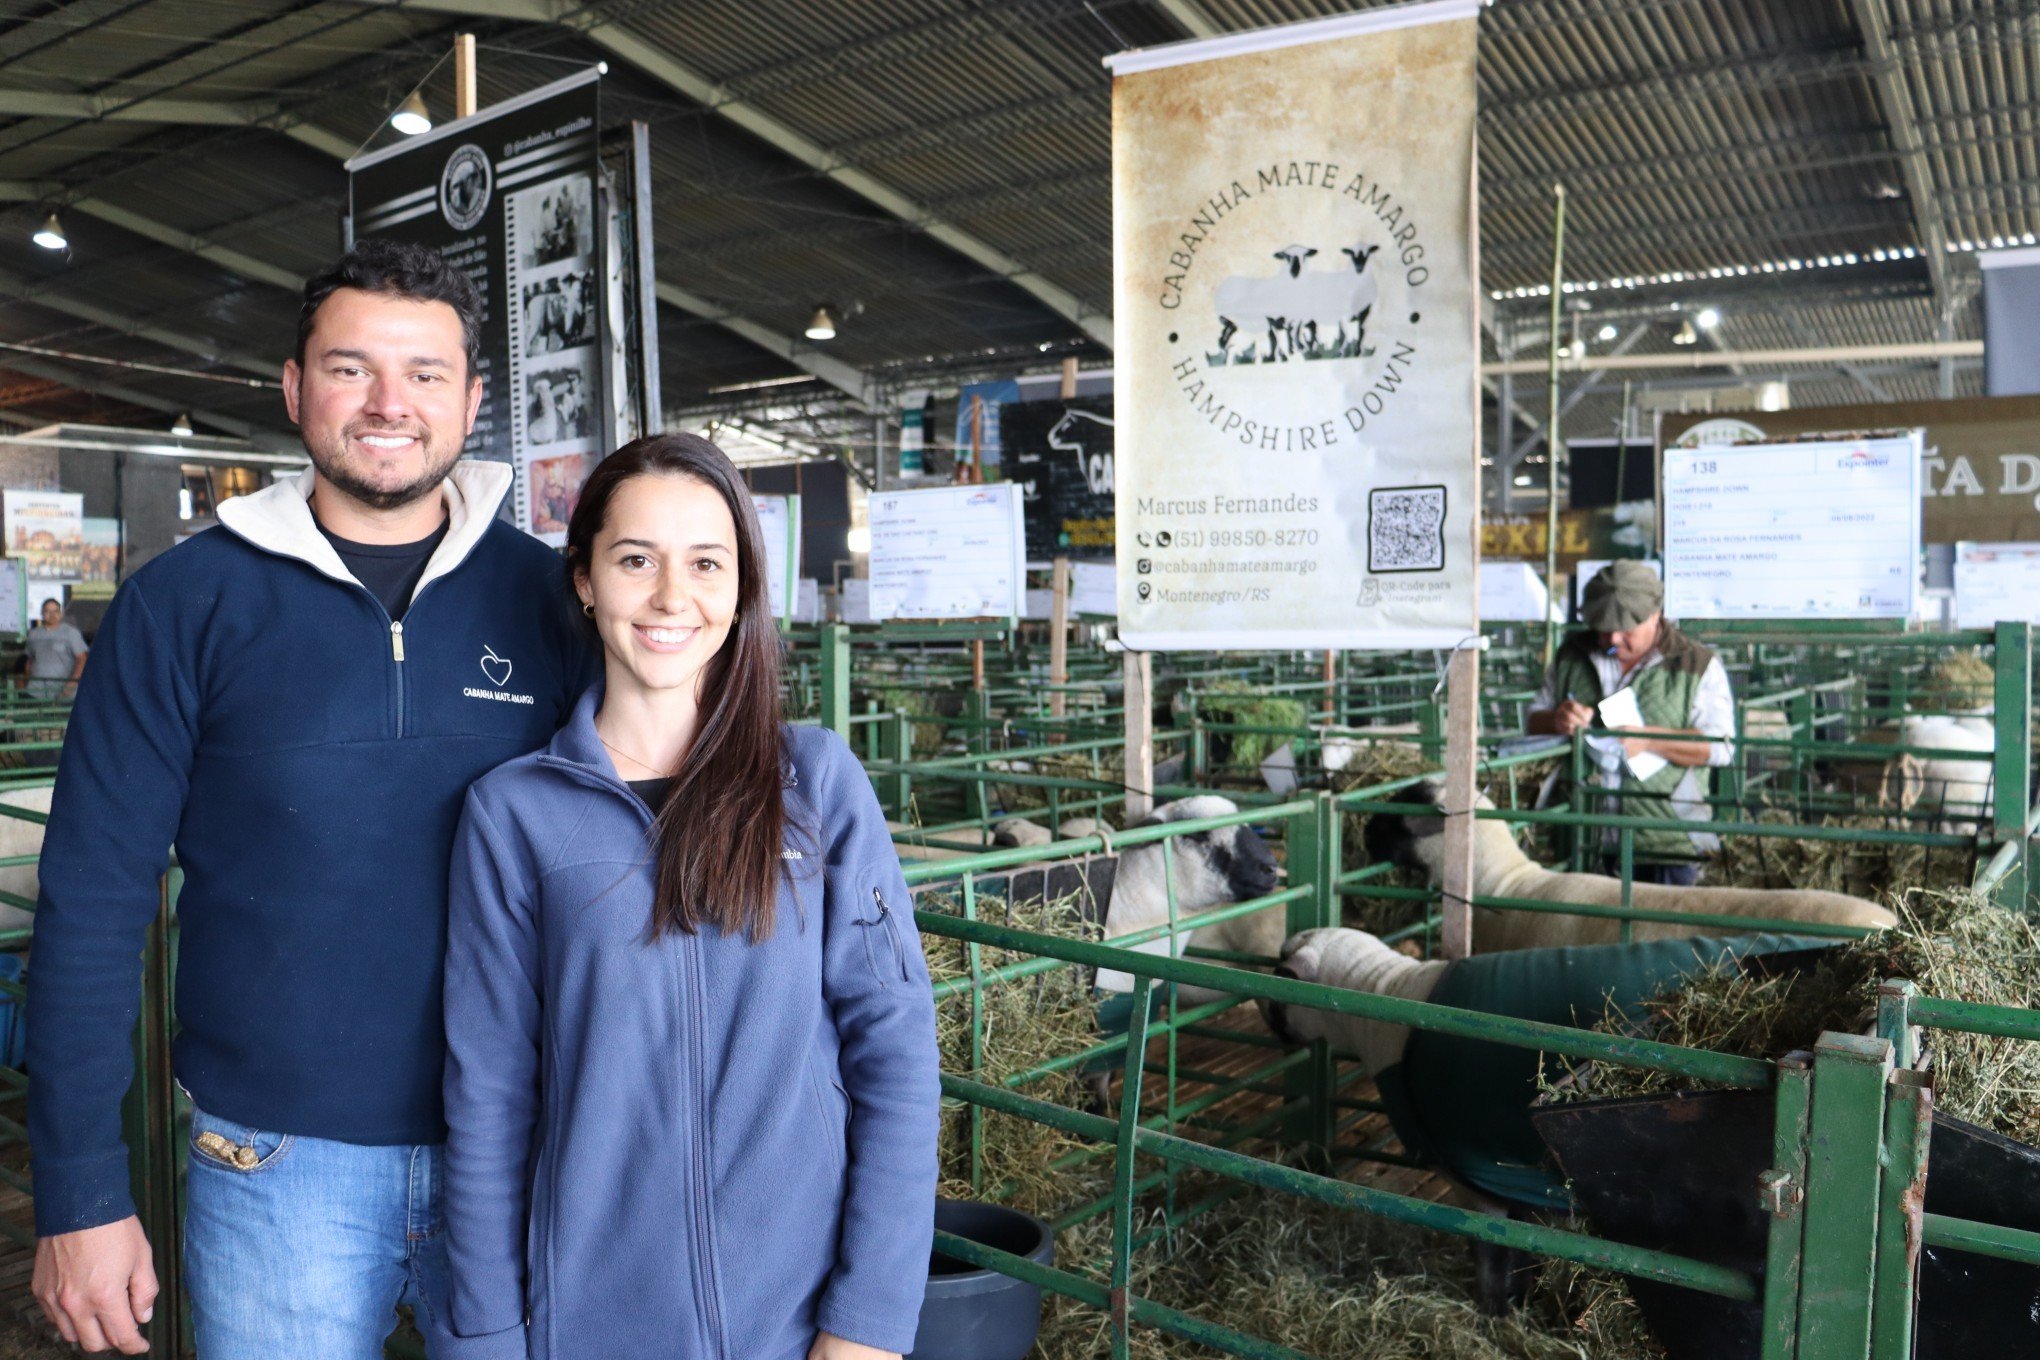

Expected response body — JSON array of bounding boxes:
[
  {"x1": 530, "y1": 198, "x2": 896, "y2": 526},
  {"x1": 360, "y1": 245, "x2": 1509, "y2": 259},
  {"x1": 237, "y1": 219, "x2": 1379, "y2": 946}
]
[{"x1": 26, "y1": 462, "x2": 589, "y2": 1235}]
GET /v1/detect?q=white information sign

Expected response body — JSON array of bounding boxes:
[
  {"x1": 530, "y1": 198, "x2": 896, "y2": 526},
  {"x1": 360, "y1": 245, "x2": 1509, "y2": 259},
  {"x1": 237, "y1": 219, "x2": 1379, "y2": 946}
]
[
  {"x1": 1663, "y1": 434, "x2": 1921, "y2": 620},
  {"x1": 1478, "y1": 562, "x2": 1554, "y2": 622},
  {"x1": 1955, "y1": 542, "x2": 2040, "y2": 628},
  {"x1": 1023, "y1": 588, "x2": 1054, "y2": 621},
  {"x1": 868, "y1": 484, "x2": 1025, "y2": 621},
  {"x1": 795, "y1": 577, "x2": 821, "y2": 625},
  {"x1": 1071, "y1": 561, "x2": 1118, "y2": 617},
  {"x1": 840, "y1": 577, "x2": 874, "y2": 624},
  {"x1": 750, "y1": 494, "x2": 802, "y2": 620}
]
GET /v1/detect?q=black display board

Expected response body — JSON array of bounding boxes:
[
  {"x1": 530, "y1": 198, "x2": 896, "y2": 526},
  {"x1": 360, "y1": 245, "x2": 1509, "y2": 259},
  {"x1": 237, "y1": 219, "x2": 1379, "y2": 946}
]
[
  {"x1": 347, "y1": 69, "x2": 603, "y2": 543},
  {"x1": 1002, "y1": 397, "x2": 1115, "y2": 561}
]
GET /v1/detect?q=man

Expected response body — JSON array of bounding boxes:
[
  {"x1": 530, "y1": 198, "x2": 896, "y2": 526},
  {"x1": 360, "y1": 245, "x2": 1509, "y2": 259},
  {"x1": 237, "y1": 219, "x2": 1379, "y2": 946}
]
[
  {"x1": 28, "y1": 239, "x2": 589, "y2": 1356},
  {"x1": 1525, "y1": 561, "x2": 1734, "y2": 885},
  {"x1": 21, "y1": 598, "x2": 87, "y2": 701}
]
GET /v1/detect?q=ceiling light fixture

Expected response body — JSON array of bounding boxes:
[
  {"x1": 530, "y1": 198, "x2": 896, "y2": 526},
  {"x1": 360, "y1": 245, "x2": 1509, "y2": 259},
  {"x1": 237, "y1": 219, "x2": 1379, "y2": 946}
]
[
  {"x1": 1672, "y1": 319, "x2": 1699, "y2": 346},
  {"x1": 170, "y1": 412, "x2": 194, "y2": 437},
  {"x1": 32, "y1": 211, "x2": 65, "y2": 251},
  {"x1": 391, "y1": 92, "x2": 432, "y2": 137},
  {"x1": 1597, "y1": 323, "x2": 1618, "y2": 342},
  {"x1": 1697, "y1": 307, "x2": 1721, "y2": 329},
  {"x1": 804, "y1": 305, "x2": 837, "y2": 341}
]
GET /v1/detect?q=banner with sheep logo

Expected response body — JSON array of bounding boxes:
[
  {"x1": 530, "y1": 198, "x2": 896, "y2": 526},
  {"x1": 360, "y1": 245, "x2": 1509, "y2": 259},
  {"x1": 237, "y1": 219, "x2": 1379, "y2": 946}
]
[{"x1": 1108, "y1": 1, "x2": 1480, "y2": 649}]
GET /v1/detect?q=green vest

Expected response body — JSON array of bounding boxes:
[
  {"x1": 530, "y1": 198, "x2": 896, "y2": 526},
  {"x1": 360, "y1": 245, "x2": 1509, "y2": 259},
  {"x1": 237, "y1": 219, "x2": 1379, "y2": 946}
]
[{"x1": 1547, "y1": 625, "x2": 1716, "y2": 863}]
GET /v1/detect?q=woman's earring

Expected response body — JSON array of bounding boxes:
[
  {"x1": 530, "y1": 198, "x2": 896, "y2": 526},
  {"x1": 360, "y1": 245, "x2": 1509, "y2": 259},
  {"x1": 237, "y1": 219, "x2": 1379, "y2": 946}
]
[{"x1": 582, "y1": 602, "x2": 594, "y2": 618}]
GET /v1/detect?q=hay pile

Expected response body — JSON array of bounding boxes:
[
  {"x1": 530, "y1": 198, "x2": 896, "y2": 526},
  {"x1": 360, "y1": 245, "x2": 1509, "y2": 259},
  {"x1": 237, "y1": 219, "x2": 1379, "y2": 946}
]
[
  {"x1": 1551, "y1": 890, "x2": 2040, "y2": 1144},
  {"x1": 1193, "y1": 680, "x2": 1307, "y2": 775},
  {"x1": 1034, "y1": 1176, "x2": 1664, "y2": 1359},
  {"x1": 1703, "y1": 805, "x2": 1977, "y2": 905},
  {"x1": 924, "y1": 890, "x2": 1115, "y2": 1220},
  {"x1": 1910, "y1": 649, "x2": 1994, "y2": 715}
]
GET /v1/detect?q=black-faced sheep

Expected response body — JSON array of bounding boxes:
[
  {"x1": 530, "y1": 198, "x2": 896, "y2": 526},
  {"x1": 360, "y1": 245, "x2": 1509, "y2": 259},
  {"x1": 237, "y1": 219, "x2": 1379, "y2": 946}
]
[
  {"x1": 1364, "y1": 777, "x2": 1894, "y2": 951},
  {"x1": 1093, "y1": 795, "x2": 1280, "y2": 1003}
]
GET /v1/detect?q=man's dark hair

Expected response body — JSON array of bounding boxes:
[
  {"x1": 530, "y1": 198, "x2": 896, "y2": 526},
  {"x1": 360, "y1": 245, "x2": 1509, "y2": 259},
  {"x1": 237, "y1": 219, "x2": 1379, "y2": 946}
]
[{"x1": 295, "y1": 238, "x2": 483, "y2": 378}]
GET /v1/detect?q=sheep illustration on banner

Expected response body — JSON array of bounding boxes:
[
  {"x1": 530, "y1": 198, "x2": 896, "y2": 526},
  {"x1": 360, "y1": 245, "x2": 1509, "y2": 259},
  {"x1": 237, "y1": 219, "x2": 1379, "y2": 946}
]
[{"x1": 1108, "y1": 2, "x2": 1482, "y2": 650}]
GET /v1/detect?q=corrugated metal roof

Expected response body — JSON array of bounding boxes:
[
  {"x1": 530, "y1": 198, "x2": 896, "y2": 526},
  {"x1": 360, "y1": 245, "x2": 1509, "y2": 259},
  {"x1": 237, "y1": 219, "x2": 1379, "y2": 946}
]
[{"x1": 0, "y1": 0, "x2": 2023, "y2": 451}]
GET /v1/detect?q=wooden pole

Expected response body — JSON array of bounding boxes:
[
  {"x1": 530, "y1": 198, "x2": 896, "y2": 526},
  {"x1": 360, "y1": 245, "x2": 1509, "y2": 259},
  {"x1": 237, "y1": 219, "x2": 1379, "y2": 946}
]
[
  {"x1": 1320, "y1": 649, "x2": 1336, "y2": 719},
  {"x1": 1123, "y1": 650, "x2": 1154, "y2": 822},
  {"x1": 1440, "y1": 645, "x2": 1481, "y2": 960},
  {"x1": 1059, "y1": 357, "x2": 1079, "y2": 399},
  {"x1": 454, "y1": 33, "x2": 478, "y2": 118},
  {"x1": 966, "y1": 394, "x2": 985, "y2": 485},
  {"x1": 1049, "y1": 557, "x2": 1071, "y2": 734}
]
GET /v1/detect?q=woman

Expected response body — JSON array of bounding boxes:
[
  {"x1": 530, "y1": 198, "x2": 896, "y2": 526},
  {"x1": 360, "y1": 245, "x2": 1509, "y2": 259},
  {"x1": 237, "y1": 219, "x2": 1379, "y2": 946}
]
[{"x1": 442, "y1": 434, "x2": 941, "y2": 1360}]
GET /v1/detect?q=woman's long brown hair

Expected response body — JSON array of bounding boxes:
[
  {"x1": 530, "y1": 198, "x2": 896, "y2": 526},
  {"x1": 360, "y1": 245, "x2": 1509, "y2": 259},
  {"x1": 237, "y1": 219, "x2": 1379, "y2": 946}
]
[{"x1": 566, "y1": 433, "x2": 804, "y2": 943}]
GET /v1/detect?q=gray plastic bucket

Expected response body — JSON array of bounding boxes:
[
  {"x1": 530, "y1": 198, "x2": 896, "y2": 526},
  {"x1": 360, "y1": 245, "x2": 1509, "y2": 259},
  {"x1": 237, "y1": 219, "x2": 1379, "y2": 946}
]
[{"x1": 908, "y1": 1199, "x2": 1055, "y2": 1360}]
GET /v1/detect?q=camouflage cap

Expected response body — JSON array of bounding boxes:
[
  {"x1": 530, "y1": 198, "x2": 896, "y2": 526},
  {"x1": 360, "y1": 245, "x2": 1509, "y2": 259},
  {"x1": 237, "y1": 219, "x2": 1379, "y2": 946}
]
[{"x1": 1581, "y1": 560, "x2": 1663, "y2": 632}]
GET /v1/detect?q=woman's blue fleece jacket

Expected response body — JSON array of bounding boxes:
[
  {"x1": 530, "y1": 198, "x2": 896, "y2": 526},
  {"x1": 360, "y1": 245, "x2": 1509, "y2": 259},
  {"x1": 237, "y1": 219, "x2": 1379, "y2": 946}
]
[
  {"x1": 442, "y1": 685, "x2": 942, "y2": 1360},
  {"x1": 25, "y1": 462, "x2": 590, "y2": 1236}
]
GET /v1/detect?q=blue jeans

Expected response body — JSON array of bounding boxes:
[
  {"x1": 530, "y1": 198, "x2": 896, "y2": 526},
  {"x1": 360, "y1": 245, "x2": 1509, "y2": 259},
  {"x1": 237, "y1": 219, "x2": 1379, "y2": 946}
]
[{"x1": 184, "y1": 1105, "x2": 459, "y2": 1360}]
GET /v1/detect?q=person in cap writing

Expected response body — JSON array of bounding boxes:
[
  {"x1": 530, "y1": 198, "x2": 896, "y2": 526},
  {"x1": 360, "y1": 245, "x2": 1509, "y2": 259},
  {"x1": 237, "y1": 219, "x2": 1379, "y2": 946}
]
[{"x1": 1524, "y1": 561, "x2": 1735, "y2": 885}]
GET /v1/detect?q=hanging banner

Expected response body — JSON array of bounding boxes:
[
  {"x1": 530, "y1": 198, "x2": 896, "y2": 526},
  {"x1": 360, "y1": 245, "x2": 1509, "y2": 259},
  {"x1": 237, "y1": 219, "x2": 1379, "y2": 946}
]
[
  {"x1": 1107, "y1": 2, "x2": 1481, "y2": 649},
  {"x1": 347, "y1": 68, "x2": 604, "y2": 545},
  {"x1": 1004, "y1": 397, "x2": 1116, "y2": 560},
  {"x1": 899, "y1": 393, "x2": 928, "y2": 477},
  {"x1": 4, "y1": 491, "x2": 83, "y2": 580},
  {"x1": 955, "y1": 380, "x2": 1021, "y2": 476}
]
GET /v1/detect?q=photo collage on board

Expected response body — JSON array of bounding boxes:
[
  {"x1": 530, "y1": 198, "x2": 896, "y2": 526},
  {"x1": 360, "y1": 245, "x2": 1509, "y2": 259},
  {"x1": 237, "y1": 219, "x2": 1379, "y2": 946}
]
[{"x1": 507, "y1": 172, "x2": 599, "y2": 545}]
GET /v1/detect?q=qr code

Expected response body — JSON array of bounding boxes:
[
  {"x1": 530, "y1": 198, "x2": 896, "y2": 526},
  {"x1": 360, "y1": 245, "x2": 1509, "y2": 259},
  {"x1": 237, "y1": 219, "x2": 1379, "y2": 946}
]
[{"x1": 1367, "y1": 485, "x2": 1447, "y2": 573}]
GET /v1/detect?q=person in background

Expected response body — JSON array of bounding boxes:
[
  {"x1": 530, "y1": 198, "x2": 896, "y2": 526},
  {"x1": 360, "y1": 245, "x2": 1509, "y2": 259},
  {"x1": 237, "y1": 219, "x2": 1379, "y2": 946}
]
[
  {"x1": 27, "y1": 238, "x2": 589, "y2": 1358},
  {"x1": 442, "y1": 434, "x2": 940, "y2": 1360},
  {"x1": 1524, "y1": 560, "x2": 1735, "y2": 885},
  {"x1": 21, "y1": 598, "x2": 86, "y2": 701}
]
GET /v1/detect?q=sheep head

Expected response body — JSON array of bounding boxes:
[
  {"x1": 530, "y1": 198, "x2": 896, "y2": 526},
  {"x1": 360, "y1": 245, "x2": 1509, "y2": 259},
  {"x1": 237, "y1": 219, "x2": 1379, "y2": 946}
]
[
  {"x1": 1361, "y1": 776, "x2": 1519, "y2": 884},
  {"x1": 1342, "y1": 244, "x2": 1382, "y2": 271},
  {"x1": 1126, "y1": 795, "x2": 1279, "y2": 910},
  {"x1": 1272, "y1": 245, "x2": 1319, "y2": 276}
]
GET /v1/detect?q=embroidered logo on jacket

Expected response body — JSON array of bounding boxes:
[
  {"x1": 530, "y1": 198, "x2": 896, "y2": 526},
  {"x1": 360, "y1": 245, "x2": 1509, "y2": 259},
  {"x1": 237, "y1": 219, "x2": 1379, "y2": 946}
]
[{"x1": 464, "y1": 645, "x2": 534, "y2": 706}]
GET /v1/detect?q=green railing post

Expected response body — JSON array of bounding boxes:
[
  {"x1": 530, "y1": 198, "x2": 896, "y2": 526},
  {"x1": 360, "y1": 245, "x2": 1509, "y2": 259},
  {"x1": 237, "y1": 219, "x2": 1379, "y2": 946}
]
[
  {"x1": 1796, "y1": 1033, "x2": 1893, "y2": 1356},
  {"x1": 1110, "y1": 976, "x2": 1155, "y2": 1360},
  {"x1": 818, "y1": 622, "x2": 851, "y2": 739},
  {"x1": 1991, "y1": 622, "x2": 2032, "y2": 906},
  {"x1": 1869, "y1": 1069, "x2": 1932, "y2": 1360},
  {"x1": 1758, "y1": 1055, "x2": 1813, "y2": 1360},
  {"x1": 1875, "y1": 980, "x2": 1920, "y2": 1071},
  {"x1": 1282, "y1": 795, "x2": 1339, "y2": 1163}
]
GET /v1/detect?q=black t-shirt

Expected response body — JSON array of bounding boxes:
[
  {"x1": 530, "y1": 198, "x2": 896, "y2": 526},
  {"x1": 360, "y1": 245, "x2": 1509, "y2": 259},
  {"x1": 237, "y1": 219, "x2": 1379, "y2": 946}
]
[
  {"x1": 626, "y1": 777, "x2": 671, "y2": 811},
  {"x1": 317, "y1": 520, "x2": 449, "y2": 621}
]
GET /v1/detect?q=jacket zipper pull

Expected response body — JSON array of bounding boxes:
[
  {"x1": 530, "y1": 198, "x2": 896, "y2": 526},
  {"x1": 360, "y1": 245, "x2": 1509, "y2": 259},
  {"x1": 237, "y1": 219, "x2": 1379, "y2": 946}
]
[
  {"x1": 390, "y1": 620, "x2": 405, "y2": 662},
  {"x1": 874, "y1": 888, "x2": 909, "y2": 981}
]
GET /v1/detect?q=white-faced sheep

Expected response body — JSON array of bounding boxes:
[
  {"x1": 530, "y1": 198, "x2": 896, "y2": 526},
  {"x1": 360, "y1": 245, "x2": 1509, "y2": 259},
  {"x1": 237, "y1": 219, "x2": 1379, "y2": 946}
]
[
  {"x1": 1364, "y1": 777, "x2": 1894, "y2": 951},
  {"x1": 1213, "y1": 246, "x2": 1318, "y2": 360}
]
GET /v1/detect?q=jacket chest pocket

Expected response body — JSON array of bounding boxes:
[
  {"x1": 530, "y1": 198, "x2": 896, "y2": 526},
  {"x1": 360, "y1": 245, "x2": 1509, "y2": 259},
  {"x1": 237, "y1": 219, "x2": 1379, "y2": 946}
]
[{"x1": 853, "y1": 886, "x2": 910, "y2": 988}]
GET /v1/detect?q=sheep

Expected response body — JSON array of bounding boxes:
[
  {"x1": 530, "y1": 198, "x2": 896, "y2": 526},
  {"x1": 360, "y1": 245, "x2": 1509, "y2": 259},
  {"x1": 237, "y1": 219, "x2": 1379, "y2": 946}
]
[
  {"x1": 1213, "y1": 247, "x2": 1315, "y2": 359},
  {"x1": 991, "y1": 817, "x2": 1055, "y2": 848},
  {"x1": 1884, "y1": 714, "x2": 1994, "y2": 835},
  {"x1": 1364, "y1": 776, "x2": 1894, "y2": 951},
  {"x1": 1273, "y1": 243, "x2": 1384, "y2": 358},
  {"x1": 1094, "y1": 795, "x2": 1281, "y2": 1003}
]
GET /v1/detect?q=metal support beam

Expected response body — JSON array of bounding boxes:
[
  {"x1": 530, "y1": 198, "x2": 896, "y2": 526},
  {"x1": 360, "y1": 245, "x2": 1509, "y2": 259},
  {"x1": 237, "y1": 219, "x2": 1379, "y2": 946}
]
[
  {"x1": 656, "y1": 283, "x2": 873, "y2": 407},
  {"x1": 355, "y1": 0, "x2": 1113, "y2": 349},
  {"x1": 0, "y1": 89, "x2": 354, "y2": 160},
  {"x1": 0, "y1": 352, "x2": 288, "y2": 446},
  {"x1": 1782, "y1": 311, "x2": 1887, "y2": 401},
  {"x1": 1510, "y1": 322, "x2": 1649, "y2": 461},
  {"x1": 0, "y1": 271, "x2": 279, "y2": 385},
  {"x1": 1484, "y1": 340, "x2": 1983, "y2": 375},
  {"x1": 1850, "y1": 0, "x2": 1955, "y2": 309}
]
